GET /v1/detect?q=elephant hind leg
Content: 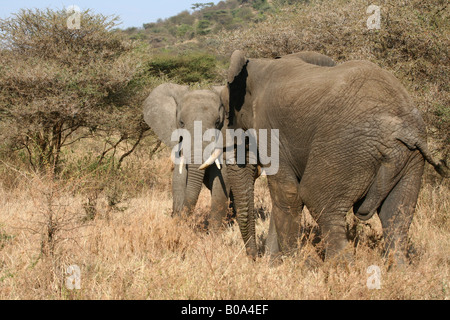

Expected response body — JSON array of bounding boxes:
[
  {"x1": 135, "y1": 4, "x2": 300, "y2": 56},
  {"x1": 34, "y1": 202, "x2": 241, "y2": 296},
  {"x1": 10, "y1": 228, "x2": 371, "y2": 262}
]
[
  {"x1": 267, "y1": 170, "x2": 303, "y2": 256},
  {"x1": 354, "y1": 162, "x2": 403, "y2": 221},
  {"x1": 299, "y1": 170, "x2": 364, "y2": 261},
  {"x1": 378, "y1": 150, "x2": 424, "y2": 266},
  {"x1": 354, "y1": 142, "x2": 418, "y2": 221},
  {"x1": 313, "y1": 207, "x2": 350, "y2": 261}
]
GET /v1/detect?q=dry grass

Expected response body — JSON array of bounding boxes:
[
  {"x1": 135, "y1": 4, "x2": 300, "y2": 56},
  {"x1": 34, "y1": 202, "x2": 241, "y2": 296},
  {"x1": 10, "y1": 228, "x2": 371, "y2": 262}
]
[
  {"x1": 0, "y1": 0, "x2": 447, "y2": 301},
  {"x1": 0, "y1": 149, "x2": 448, "y2": 300}
]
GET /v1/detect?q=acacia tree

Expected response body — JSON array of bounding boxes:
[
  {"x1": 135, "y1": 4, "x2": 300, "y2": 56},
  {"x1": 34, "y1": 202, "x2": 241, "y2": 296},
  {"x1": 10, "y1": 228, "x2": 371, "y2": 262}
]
[
  {"x1": 191, "y1": 3, "x2": 215, "y2": 11},
  {"x1": 0, "y1": 8, "x2": 151, "y2": 172}
]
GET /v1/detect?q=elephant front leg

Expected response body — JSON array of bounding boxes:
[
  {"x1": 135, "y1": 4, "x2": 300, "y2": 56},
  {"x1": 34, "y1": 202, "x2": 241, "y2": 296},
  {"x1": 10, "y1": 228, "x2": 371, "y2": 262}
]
[
  {"x1": 208, "y1": 166, "x2": 229, "y2": 232},
  {"x1": 266, "y1": 214, "x2": 279, "y2": 255}
]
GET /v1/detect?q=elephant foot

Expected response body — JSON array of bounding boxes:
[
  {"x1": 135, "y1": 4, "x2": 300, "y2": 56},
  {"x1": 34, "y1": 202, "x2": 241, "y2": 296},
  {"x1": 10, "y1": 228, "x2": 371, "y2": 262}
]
[
  {"x1": 246, "y1": 247, "x2": 258, "y2": 261},
  {"x1": 268, "y1": 252, "x2": 284, "y2": 268},
  {"x1": 206, "y1": 217, "x2": 226, "y2": 234},
  {"x1": 328, "y1": 253, "x2": 354, "y2": 270},
  {"x1": 382, "y1": 238, "x2": 416, "y2": 270},
  {"x1": 383, "y1": 249, "x2": 411, "y2": 271},
  {"x1": 324, "y1": 243, "x2": 355, "y2": 268},
  {"x1": 300, "y1": 250, "x2": 323, "y2": 270}
]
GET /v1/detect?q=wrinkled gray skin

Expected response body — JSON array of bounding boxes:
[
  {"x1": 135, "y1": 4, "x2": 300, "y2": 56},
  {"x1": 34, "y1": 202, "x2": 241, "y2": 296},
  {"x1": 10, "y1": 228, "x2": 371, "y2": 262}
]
[
  {"x1": 143, "y1": 83, "x2": 230, "y2": 230},
  {"x1": 217, "y1": 50, "x2": 447, "y2": 264},
  {"x1": 215, "y1": 51, "x2": 337, "y2": 258},
  {"x1": 275, "y1": 51, "x2": 336, "y2": 67}
]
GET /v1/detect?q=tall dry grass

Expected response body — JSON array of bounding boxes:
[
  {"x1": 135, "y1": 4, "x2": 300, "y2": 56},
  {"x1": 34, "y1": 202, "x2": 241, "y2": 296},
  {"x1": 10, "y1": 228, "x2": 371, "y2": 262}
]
[
  {"x1": 0, "y1": 148, "x2": 448, "y2": 300},
  {"x1": 1, "y1": 0, "x2": 448, "y2": 301}
]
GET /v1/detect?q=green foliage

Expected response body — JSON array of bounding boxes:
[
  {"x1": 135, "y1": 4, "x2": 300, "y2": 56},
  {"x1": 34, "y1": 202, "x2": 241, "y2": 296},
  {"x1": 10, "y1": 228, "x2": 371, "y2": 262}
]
[
  {"x1": 0, "y1": 227, "x2": 15, "y2": 250},
  {"x1": 169, "y1": 10, "x2": 195, "y2": 25},
  {"x1": 192, "y1": 2, "x2": 215, "y2": 11},
  {"x1": 121, "y1": 0, "x2": 272, "y2": 46},
  {"x1": 177, "y1": 24, "x2": 195, "y2": 39},
  {"x1": 0, "y1": 8, "x2": 153, "y2": 173},
  {"x1": 147, "y1": 51, "x2": 219, "y2": 83},
  {"x1": 272, "y1": 0, "x2": 309, "y2": 6},
  {"x1": 196, "y1": 20, "x2": 212, "y2": 35},
  {"x1": 233, "y1": 7, "x2": 254, "y2": 21},
  {"x1": 252, "y1": 0, "x2": 272, "y2": 12}
]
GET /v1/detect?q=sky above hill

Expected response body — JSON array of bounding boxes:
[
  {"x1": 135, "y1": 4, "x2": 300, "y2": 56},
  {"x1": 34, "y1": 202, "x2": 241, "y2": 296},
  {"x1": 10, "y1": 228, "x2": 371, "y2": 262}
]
[{"x1": 0, "y1": 0, "x2": 220, "y2": 29}]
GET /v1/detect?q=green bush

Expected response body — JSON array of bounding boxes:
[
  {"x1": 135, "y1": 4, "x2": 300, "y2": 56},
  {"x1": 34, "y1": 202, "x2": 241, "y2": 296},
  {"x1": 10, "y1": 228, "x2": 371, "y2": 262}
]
[
  {"x1": 147, "y1": 51, "x2": 220, "y2": 83},
  {"x1": 177, "y1": 24, "x2": 195, "y2": 39},
  {"x1": 196, "y1": 20, "x2": 212, "y2": 35},
  {"x1": 0, "y1": 8, "x2": 154, "y2": 173},
  {"x1": 252, "y1": 0, "x2": 272, "y2": 13}
]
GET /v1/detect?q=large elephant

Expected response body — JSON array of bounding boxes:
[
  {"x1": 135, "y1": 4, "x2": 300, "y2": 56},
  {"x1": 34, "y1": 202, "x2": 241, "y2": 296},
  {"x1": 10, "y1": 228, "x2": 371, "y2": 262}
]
[
  {"x1": 143, "y1": 83, "x2": 230, "y2": 230},
  {"x1": 203, "y1": 50, "x2": 447, "y2": 264},
  {"x1": 199, "y1": 51, "x2": 336, "y2": 258}
]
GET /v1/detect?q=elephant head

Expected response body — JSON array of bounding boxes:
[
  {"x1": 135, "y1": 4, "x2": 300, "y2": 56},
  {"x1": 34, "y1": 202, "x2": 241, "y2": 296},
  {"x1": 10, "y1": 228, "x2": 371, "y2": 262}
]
[{"x1": 143, "y1": 83, "x2": 227, "y2": 226}]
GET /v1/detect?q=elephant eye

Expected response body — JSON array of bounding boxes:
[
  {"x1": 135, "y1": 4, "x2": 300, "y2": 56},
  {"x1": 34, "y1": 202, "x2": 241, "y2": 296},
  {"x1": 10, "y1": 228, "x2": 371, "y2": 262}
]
[
  {"x1": 179, "y1": 119, "x2": 185, "y2": 128},
  {"x1": 215, "y1": 118, "x2": 221, "y2": 129}
]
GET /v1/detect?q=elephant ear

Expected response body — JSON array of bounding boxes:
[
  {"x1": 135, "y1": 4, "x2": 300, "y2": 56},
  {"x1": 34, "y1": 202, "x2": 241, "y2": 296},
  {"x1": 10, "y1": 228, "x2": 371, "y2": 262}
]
[
  {"x1": 218, "y1": 86, "x2": 230, "y2": 129},
  {"x1": 228, "y1": 50, "x2": 248, "y2": 83},
  {"x1": 143, "y1": 83, "x2": 189, "y2": 148},
  {"x1": 211, "y1": 86, "x2": 226, "y2": 125},
  {"x1": 219, "y1": 86, "x2": 229, "y2": 109},
  {"x1": 211, "y1": 85, "x2": 224, "y2": 96}
]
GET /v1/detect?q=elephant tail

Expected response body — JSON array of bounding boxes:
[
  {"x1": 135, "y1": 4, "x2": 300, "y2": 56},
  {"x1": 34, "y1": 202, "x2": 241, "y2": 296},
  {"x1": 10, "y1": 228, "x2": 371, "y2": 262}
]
[
  {"x1": 394, "y1": 107, "x2": 448, "y2": 178},
  {"x1": 416, "y1": 141, "x2": 448, "y2": 178},
  {"x1": 401, "y1": 138, "x2": 449, "y2": 178}
]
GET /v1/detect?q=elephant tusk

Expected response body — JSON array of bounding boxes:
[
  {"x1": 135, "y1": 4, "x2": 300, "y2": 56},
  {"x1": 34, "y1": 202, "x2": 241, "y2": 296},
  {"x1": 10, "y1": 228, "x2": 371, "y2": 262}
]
[
  {"x1": 179, "y1": 156, "x2": 185, "y2": 174},
  {"x1": 215, "y1": 159, "x2": 221, "y2": 170},
  {"x1": 199, "y1": 149, "x2": 222, "y2": 170}
]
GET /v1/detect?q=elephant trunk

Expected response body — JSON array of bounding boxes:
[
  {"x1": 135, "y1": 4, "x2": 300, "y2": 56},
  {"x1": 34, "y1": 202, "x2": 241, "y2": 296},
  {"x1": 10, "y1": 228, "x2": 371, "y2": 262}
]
[
  {"x1": 172, "y1": 164, "x2": 187, "y2": 216},
  {"x1": 228, "y1": 163, "x2": 257, "y2": 259},
  {"x1": 182, "y1": 163, "x2": 205, "y2": 214}
]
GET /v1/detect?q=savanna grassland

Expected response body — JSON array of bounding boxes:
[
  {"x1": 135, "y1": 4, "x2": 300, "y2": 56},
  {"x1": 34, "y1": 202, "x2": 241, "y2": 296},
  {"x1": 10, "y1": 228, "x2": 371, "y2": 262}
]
[
  {"x1": 0, "y1": 0, "x2": 449, "y2": 300},
  {"x1": 0, "y1": 144, "x2": 448, "y2": 300}
]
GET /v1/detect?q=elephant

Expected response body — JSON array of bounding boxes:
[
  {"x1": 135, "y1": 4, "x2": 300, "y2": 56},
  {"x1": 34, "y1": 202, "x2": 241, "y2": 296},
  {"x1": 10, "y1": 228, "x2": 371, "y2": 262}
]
[
  {"x1": 275, "y1": 51, "x2": 336, "y2": 67},
  {"x1": 143, "y1": 83, "x2": 231, "y2": 231},
  {"x1": 197, "y1": 51, "x2": 336, "y2": 258},
  {"x1": 142, "y1": 53, "x2": 334, "y2": 238},
  {"x1": 201, "y1": 50, "x2": 448, "y2": 264}
]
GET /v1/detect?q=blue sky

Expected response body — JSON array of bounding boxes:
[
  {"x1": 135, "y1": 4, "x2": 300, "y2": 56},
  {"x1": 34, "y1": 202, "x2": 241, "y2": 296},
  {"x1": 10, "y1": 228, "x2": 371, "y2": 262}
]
[{"x1": 1, "y1": 0, "x2": 220, "y2": 29}]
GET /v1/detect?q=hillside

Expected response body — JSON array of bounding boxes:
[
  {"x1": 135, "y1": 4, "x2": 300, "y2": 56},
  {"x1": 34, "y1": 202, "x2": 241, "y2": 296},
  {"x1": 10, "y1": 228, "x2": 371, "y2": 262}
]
[
  {"x1": 123, "y1": 0, "x2": 448, "y2": 156},
  {"x1": 121, "y1": 0, "x2": 276, "y2": 48}
]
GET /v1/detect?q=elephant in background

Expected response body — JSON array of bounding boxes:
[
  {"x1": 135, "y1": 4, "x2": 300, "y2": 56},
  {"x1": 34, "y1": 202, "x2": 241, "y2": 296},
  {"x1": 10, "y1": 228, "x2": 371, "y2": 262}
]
[
  {"x1": 275, "y1": 51, "x2": 336, "y2": 67},
  {"x1": 143, "y1": 83, "x2": 230, "y2": 231},
  {"x1": 205, "y1": 50, "x2": 447, "y2": 264}
]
